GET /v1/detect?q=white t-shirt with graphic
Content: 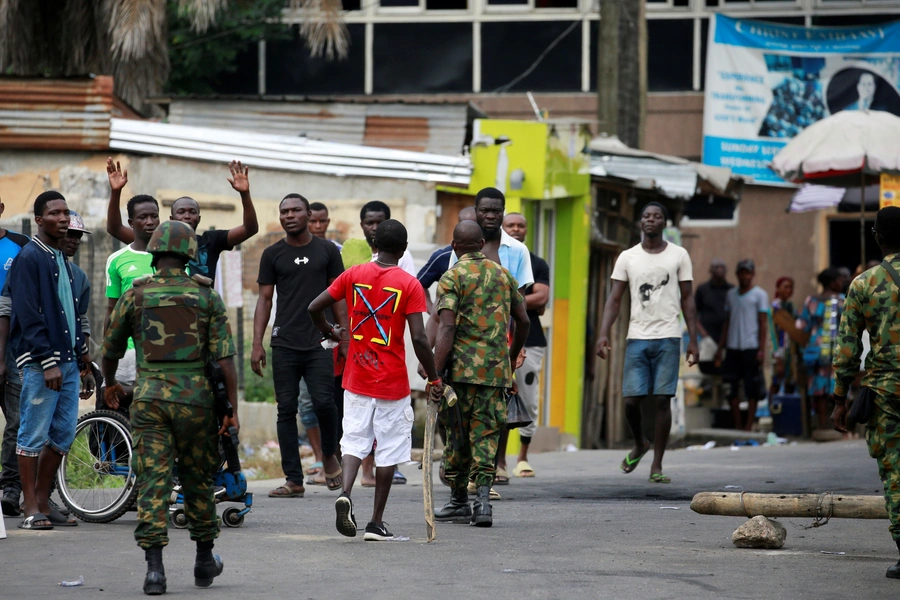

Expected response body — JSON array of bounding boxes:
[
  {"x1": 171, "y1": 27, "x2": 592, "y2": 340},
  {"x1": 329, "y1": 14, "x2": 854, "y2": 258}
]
[{"x1": 611, "y1": 242, "x2": 693, "y2": 340}]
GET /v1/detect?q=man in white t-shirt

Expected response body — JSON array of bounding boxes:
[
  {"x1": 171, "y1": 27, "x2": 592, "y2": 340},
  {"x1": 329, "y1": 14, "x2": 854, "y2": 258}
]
[
  {"x1": 595, "y1": 202, "x2": 698, "y2": 484},
  {"x1": 714, "y1": 259, "x2": 769, "y2": 431}
]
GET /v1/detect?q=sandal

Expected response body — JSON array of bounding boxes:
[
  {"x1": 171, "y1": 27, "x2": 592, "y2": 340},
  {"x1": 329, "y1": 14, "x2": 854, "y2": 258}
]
[
  {"x1": 649, "y1": 473, "x2": 671, "y2": 484},
  {"x1": 512, "y1": 460, "x2": 535, "y2": 478},
  {"x1": 392, "y1": 470, "x2": 407, "y2": 485},
  {"x1": 47, "y1": 506, "x2": 78, "y2": 527},
  {"x1": 305, "y1": 461, "x2": 324, "y2": 476},
  {"x1": 620, "y1": 440, "x2": 651, "y2": 474},
  {"x1": 19, "y1": 512, "x2": 53, "y2": 530},
  {"x1": 494, "y1": 467, "x2": 510, "y2": 485},
  {"x1": 268, "y1": 484, "x2": 305, "y2": 498},
  {"x1": 325, "y1": 468, "x2": 343, "y2": 491}
]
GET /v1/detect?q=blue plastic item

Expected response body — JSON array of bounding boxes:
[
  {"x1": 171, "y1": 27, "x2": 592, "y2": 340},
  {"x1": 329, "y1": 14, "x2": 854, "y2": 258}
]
[{"x1": 770, "y1": 393, "x2": 803, "y2": 437}]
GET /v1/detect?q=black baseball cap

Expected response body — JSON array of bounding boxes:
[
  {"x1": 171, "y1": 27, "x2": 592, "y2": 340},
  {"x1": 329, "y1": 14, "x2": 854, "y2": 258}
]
[{"x1": 736, "y1": 259, "x2": 755, "y2": 273}]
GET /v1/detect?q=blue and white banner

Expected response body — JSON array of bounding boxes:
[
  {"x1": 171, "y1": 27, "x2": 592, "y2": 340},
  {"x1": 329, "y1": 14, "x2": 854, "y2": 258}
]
[{"x1": 702, "y1": 15, "x2": 900, "y2": 184}]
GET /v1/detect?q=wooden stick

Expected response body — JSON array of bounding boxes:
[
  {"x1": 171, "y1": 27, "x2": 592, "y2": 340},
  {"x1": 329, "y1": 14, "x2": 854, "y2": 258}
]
[
  {"x1": 423, "y1": 399, "x2": 438, "y2": 542},
  {"x1": 691, "y1": 492, "x2": 887, "y2": 519}
]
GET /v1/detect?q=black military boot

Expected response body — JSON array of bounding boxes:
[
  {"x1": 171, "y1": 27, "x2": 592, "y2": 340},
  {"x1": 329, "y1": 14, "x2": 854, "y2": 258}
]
[
  {"x1": 435, "y1": 487, "x2": 472, "y2": 524},
  {"x1": 471, "y1": 485, "x2": 493, "y2": 527},
  {"x1": 143, "y1": 547, "x2": 167, "y2": 596},
  {"x1": 194, "y1": 540, "x2": 224, "y2": 588},
  {"x1": 887, "y1": 540, "x2": 900, "y2": 579}
]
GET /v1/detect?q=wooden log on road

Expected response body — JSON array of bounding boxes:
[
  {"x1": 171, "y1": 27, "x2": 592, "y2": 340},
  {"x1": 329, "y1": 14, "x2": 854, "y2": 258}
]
[{"x1": 691, "y1": 492, "x2": 888, "y2": 519}]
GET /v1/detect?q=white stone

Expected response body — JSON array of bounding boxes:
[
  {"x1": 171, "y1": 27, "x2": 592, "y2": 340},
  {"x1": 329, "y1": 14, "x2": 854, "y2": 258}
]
[{"x1": 732, "y1": 516, "x2": 787, "y2": 549}]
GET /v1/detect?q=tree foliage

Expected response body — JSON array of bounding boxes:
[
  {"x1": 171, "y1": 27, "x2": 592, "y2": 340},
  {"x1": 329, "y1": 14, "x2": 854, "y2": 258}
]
[{"x1": 167, "y1": 0, "x2": 290, "y2": 96}]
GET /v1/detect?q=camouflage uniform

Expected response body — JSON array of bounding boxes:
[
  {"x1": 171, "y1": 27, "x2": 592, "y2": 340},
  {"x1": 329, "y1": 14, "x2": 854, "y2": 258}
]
[
  {"x1": 834, "y1": 254, "x2": 900, "y2": 541},
  {"x1": 436, "y1": 251, "x2": 522, "y2": 488},
  {"x1": 102, "y1": 222, "x2": 236, "y2": 550}
]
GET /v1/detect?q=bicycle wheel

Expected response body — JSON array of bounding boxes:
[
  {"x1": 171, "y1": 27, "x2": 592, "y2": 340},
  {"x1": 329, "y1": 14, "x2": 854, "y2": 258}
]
[{"x1": 58, "y1": 409, "x2": 138, "y2": 523}]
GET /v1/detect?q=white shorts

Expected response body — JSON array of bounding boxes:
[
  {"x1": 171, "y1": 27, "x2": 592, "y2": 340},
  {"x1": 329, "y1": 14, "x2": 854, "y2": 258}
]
[
  {"x1": 341, "y1": 390, "x2": 413, "y2": 468},
  {"x1": 115, "y1": 348, "x2": 137, "y2": 386}
]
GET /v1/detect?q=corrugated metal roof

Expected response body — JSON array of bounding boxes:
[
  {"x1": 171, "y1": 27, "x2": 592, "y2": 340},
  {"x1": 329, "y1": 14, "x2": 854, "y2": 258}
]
[
  {"x1": 109, "y1": 118, "x2": 472, "y2": 186},
  {"x1": 165, "y1": 99, "x2": 471, "y2": 156},
  {"x1": 590, "y1": 155, "x2": 700, "y2": 199},
  {"x1": 0, "y1": 76, "x2": 119, "y2": 150}
]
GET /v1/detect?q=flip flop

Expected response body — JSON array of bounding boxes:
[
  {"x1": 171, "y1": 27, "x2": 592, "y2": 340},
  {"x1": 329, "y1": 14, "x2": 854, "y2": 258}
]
[
  {"x1": 305, "y1": 461, "x2": 324, "y2": 476},
  {"x1": 649, "y1": 473, "x2": 671, "y2": 484},
  {"x1": 494, "y1": 467, "x2": 510, "y2": 485},
  {"x1": 392, "y1": 470, "x2": 407, "y2": 485},
  {"x1": 47, "y1": 506, "x2": 78, "y2": 527},
  {"x1": 268, "y1": 484, "x2": 305, "y2": 498},
  {"x1": 620, "y1": 441, "x2": 651, "y2": 474},
  {"x1": 512, "y1": 460, "x2": 535, "y2": 478},
  {"x1": 325, "y1": 468, "x2": 343, "y2": 491},
  {"x1": 19, "y1": 513, "x2": 53, "y2": 530}
]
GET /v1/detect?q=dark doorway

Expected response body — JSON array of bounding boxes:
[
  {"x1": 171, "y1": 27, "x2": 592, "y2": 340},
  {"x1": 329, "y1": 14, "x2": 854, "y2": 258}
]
[{"x1": 829, "y1": 218, "x2": 879, "y2": 272}]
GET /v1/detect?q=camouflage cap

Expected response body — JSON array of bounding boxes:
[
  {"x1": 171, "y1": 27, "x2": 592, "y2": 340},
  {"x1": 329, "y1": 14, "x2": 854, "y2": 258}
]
[
  {"x1": 67, "y1": 211, "x2": 91, "y2": 234},
  {"x1": 147, "y1": 220, "x2": 197, "y2": 260}
]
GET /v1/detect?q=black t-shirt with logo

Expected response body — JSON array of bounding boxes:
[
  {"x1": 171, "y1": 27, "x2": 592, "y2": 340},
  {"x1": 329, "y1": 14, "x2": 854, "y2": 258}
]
[{"x1": 257, "y1": 236, "x2": 344, "y2": 351}]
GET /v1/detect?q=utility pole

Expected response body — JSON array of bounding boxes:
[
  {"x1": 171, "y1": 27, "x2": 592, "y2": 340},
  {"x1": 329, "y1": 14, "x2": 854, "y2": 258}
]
[{"x1": 597, "y1": 0, "x2": 647, "y2": 149}]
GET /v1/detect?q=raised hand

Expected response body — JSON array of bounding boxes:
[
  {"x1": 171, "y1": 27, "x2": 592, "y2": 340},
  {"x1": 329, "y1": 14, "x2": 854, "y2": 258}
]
[
  {"x1": 106, "y1": 157, "x2": 128, "y2": 191},
  {"x1": 227, "y1": 160, "x2": 250, "y2": 193}
]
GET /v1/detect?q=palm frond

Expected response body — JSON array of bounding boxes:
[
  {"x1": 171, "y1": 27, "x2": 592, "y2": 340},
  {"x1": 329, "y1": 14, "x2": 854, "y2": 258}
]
[
  {"x1": 0, "y1": 0, "x2": 39, "y2": 72},
  {"x1": 291, "y1": 0, "x2": 349, "y2": 60},
  {"x1": 176, "y1": 0, "x2": 228, "y2": 33},
  {"x1": 109, "y1": 0, "x2": 167, "y2": 63}
]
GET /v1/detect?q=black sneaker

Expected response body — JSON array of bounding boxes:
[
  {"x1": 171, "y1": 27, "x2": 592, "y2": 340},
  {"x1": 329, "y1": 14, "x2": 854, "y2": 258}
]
[
  {"x1": 334, "y1": 494, "x2": 357, "y2": 537},
  {"x1": 363, "y1": 521, "x2": 394, "y2": 541},
  {"x1": 1, "y1": 488, "x2": 21, "y2": 517}
]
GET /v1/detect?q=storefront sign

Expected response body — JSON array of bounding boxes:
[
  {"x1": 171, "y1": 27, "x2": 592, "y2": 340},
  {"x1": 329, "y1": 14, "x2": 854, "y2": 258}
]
[
  {"x1": 703, "y1": 15, "x2": 900, "y2": 185},
  {"x1": 881, "y1": 173, "x2": 900, "y2": 208}
]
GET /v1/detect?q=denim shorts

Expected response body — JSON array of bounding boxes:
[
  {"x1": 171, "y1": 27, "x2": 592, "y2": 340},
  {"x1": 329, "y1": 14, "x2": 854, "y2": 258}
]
[
  {"x1": 622, "y1": 338, "x2": 681, "y2": 398},
  {"x1": 16, "y1": 362, "x2": 80, "y2": 457}
]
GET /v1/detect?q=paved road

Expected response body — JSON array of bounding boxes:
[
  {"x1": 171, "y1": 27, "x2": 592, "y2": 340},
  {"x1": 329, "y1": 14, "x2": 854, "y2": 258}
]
[{"x1": 2, "y1": 440, "x2": 897, "y2": 599}]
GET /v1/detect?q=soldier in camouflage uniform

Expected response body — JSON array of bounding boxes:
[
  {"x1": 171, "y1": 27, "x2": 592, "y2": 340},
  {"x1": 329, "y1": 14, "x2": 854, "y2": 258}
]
[
  {"x1": 433, "y1": 220, "x2": 530, "y2": 527},
  {"x1": 102, "y1": 220, "x2": 238, "y2": 596},
  {"x1": 833, "y1": 206, "x2": 900, "y2": 580}
]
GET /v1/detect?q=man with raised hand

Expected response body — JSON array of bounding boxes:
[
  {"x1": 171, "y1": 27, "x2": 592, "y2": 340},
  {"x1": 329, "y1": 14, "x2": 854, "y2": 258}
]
[{"x1": 105, "y1": 158, "x2": 259, "y2": 281}]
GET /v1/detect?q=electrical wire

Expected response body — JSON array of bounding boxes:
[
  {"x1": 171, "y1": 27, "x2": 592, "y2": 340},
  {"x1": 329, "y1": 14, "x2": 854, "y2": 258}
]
[{"x1": 489, "y1": 18, "x2": 581, "y2": 94}]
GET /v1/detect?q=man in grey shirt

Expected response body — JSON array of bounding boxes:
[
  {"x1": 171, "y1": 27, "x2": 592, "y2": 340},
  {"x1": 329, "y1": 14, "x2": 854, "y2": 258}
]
[{"x1": 714, "y1": 259, "x2": 768, "y2": 431}]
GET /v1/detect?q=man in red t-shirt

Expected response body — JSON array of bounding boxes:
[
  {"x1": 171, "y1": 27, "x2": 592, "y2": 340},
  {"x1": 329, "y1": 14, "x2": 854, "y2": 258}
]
[{"x1": 309, "y1": 219, "x2": 442, "y2": 541}]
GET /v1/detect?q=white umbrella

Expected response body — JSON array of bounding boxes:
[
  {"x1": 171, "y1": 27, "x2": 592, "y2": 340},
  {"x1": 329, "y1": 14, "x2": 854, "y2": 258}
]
[{"x1": 771, "y1": 110, "x2": 900, "y2": 262}]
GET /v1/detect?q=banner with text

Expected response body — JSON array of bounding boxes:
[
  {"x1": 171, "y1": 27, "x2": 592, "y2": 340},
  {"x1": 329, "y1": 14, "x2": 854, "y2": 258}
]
[{"x1": 703, "y1": 15, "x2": 900, "y2": 185}]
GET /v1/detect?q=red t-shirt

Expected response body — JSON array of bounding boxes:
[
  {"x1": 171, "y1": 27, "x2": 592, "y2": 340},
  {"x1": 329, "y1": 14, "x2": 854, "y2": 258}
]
[{"x1": 327, "y1": 262, "x2": 426, "y2": 400}]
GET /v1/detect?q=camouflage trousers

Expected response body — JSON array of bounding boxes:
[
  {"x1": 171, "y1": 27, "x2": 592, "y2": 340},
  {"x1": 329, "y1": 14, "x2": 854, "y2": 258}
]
[
  {"x1": 441, "y1": 383, "x2": 507, "y2": 488},
  {"x1": 867, "y1": 396, "x2": 900, "y2": 542},
  {"x1": 131, "y1": 400, "x2": 220, "y2": 549}
]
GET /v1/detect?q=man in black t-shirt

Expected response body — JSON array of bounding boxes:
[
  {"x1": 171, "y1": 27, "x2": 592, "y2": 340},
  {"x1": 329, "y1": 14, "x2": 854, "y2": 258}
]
[
  {"x1": 252, "y1": 194, "x2": 348, "y2": 499},
  {"x1": 694, "y1": 259, "x2": 733, "y2": 374},
  {"x1": 105, "y1": 158, "x2": 259, "y2": 281},
  {"x1": 502, "y1": 213, "x2": 550, "y2": 479}
]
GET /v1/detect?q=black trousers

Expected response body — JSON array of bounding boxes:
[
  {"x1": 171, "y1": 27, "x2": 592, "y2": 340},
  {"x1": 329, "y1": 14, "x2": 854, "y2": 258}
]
[{"x1": 272, "y1": 346, "x2": 339, "y2": 486}]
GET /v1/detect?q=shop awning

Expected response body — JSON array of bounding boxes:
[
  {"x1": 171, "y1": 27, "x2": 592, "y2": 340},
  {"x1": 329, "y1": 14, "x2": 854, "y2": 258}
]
[{"x1": 589, "y1": 135, "x2": 739, "y2": 200}]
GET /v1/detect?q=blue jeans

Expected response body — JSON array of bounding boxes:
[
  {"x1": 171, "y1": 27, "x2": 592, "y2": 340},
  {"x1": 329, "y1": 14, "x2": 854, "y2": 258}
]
[
  {"x1": 298, "y1": 379, "x2": 319, "y2": 429},
  {"x1": 622, "y1": 338, "x2": 681, "y2": 398},
  {"x1": 16, "y1": 362, "x2": 80, "y2": 456},
  {"x1": 0, "y1": 355, "x2": 23, "y2": 491}
]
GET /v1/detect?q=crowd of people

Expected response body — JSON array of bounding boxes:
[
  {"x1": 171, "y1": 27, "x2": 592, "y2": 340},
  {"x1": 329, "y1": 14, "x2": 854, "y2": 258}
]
[
  {"x1": 0, "y1": 159, "x2": 554, "y2": 594},
  {"x1": 8, "y1": 155, "x2": 900, "y2": 585},
  {"x1": 693, "y1": 249, "x2": 867, "y2": 434}
]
